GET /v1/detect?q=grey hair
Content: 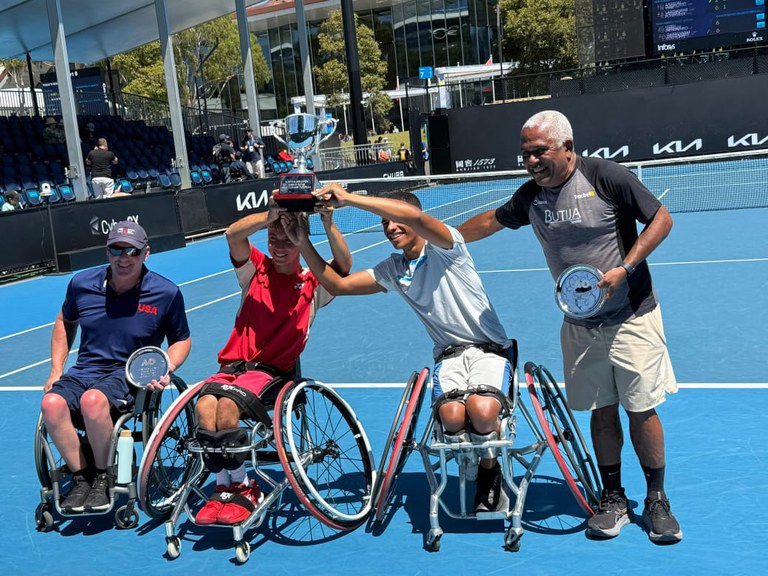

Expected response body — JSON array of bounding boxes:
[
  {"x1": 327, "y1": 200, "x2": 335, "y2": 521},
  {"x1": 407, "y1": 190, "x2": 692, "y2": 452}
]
[{"x1": 522, "y1": 110, "x2": 573, "y2": 147}]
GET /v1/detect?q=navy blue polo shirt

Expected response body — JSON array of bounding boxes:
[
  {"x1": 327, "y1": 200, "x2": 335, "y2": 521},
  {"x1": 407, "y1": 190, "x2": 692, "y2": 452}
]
[{"x1": 61, "y1": 265, "x2": 190, "y2": 378}]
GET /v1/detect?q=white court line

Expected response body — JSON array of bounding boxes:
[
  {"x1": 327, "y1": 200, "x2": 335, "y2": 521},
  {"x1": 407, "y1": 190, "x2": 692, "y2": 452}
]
[{"x1": 2, "y1": 382, "x2": 767, "y2": 392}]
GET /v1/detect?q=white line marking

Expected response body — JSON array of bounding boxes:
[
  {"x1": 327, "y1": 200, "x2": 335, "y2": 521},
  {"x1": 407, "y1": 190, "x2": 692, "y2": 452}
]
[
  {"x1": 658, "y1": 188, "x2": 670, "y2": 201},
  {"x1": 3, "y1": 382, "x2": 767, "y2": 392}
]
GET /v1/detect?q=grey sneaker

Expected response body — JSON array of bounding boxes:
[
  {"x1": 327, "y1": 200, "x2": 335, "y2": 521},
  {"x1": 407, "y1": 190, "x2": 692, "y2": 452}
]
[
  {"x1": 83, "y1": 472, "x2": 111, "y2": 512},
  {"x1": 643, "y1": 492, "x2": 682, "y2": 543},
  {"x1": 587, "y1": 489, "x2": 632, "y2": 538},
  {"x1": 60, "y1": 473, "x2": 92, "y2": 513}
]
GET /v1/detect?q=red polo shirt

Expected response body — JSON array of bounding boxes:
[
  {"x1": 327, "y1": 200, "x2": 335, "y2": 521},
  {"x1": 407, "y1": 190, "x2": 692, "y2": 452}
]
[{"x1": 216, "y1": 245, "x2": 331, "y2": 372}]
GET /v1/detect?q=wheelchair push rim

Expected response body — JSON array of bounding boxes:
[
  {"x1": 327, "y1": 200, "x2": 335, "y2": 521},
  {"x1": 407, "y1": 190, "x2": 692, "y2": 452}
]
[
  {"x1": 373, "y1": 367, "x2": 429, "y2": 523},
  {"x1": 137, "y1": 380, "x2": 205, "y2": 519},
  {"x1": 274, "y1": 379, "x2": 375, "y2": 531},
  {"x1": 525, "y1": 362, "x2": 601, "y2": 516}
]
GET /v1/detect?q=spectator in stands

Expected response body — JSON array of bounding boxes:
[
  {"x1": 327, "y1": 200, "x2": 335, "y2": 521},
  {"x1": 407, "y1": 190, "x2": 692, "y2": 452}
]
[
  {"x1": 43, "y1": 117, "x2": 66, "y2": 145},
  {"x1": 2, "y1": 190, "x2": 21, "y2": 211},
  {"x1": 86, "y1": 138, "x2": 119, "y2": 199},
  {"x1": 241, "y1": 127, "x2": 265, "y2": 179},
  {"x1": 378, "y1": 137, "x2": 392, "y2": 162},
  {"x1": 397, "y1": 142, "x2": 411, "y2": 162},
  {"x1": 41, "y1": 220, "x2": 191, "y2": 513},
  {"x1": 80, "y1": 121, "x2": 98, "y2": 148},
  {"x1": 229, "y1": 151, "x2": 251, "y2": 182},
  {"x1": 214, "y1": 134, "x2": 235, "y2": 184}
]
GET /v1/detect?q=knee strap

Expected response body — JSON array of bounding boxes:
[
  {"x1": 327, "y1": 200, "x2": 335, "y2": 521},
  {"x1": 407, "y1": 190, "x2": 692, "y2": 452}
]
[
  {"x1": 470, "y1": 431, "x2": 499, "y2": 459},
  {"x1": 196, "y1": 428, "x2": 249, "y2": 472}
]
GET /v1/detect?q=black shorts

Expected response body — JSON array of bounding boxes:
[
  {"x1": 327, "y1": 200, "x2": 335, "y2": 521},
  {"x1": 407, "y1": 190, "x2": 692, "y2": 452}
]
[{"x1": 199, "y1": 381, "x2": 268, "y2": 423}]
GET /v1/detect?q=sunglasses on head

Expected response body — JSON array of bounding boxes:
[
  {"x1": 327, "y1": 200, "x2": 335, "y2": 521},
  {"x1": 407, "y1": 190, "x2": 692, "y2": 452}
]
[{"x1": 108, "y1": 245, "x2": 143, "y2": 257}]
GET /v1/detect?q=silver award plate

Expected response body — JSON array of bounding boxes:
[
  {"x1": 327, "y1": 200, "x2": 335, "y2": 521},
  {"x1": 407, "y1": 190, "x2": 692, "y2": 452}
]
[
  {"x1": 125, "y1": 346, "x2": 170, "y2": 389},
  {"x1": 555, "y1": 264, "x2": 606, "y2": 319}
]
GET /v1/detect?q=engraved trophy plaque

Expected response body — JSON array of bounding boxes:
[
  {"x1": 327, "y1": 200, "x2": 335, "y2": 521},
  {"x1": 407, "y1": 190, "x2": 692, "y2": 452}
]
[{"x1": 273, "y1": 113, "x2": 338, "y2": 212}]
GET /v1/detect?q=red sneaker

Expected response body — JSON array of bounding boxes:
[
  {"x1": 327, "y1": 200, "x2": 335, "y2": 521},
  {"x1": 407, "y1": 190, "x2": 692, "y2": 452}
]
[
  {"x1": 196, "y1": 485, "x2": 229, "y2": 525},
  {"x1": 216, "y1": 481, "x2": 265, "y2": 525}
]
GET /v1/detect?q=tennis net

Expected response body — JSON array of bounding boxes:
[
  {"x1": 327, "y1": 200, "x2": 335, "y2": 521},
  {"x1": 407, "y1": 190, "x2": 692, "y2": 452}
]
[{"x1": 310, "y1": 148, "x2": 768, "y2": 235}]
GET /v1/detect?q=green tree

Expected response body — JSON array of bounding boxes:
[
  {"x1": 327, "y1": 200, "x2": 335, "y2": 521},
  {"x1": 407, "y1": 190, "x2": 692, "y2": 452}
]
[
  {"x1": 501, "y1": 0, "x2": 577, "y2": 73},
  {"x1": 314, "y1": 10, "x2": 393, "y2": 133},
  {"x1": 112, "y1": 15, "x2": 270, "y2": 110},
  {"x1": 0, "y1": 58, "x2": 29, "y2": 114}
]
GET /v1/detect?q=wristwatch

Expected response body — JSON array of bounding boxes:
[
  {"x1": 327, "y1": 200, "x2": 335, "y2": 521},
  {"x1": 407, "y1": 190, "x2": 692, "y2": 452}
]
[{"x1": 619, "y1": 262, "x2": 635, "y2": 276}]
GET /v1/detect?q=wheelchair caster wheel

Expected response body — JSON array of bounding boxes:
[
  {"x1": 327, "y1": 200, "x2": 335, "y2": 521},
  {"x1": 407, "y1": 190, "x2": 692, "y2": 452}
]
[
  {"x1": 235, "y1": 540, "x2": 251, "y2": 564},
  {"x1": 35, "y1": 503, "x2": 54, "y2": 533},
  {"x1": 166, "y1": 536, "x2": 181, "y2": 559},
  {"x1": 426, "y1": 533, "x2": 441, "y2": 552},
  {"x1": 115, "y1": 505, "x2": 139, "y2": 530},
  {"x1": 504, "y1": 530, "x2": 522, "y2": 552}
]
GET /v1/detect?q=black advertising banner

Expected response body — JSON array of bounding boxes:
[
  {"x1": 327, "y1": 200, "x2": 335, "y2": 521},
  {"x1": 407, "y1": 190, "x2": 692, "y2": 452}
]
[
  {"x1": 440, "y1": 74, "x2": 768, "y2": 173},
  {"x1": 0, "y1": 208, "x2": 54, "y2": 273},
  {"x1": 49, "y1": 191, "x2": 183, "y2": 253}
]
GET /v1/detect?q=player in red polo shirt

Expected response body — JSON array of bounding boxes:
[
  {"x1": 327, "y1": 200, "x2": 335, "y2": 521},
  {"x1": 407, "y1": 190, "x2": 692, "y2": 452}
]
[{"x1": 195, "y1": 198, "x2": 351, "y2": 525}]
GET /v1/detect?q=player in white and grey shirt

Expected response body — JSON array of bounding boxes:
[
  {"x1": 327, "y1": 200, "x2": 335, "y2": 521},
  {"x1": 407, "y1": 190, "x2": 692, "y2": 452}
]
[{"x1": 287, "y1": 185, "x2": 515, "y2": 514}]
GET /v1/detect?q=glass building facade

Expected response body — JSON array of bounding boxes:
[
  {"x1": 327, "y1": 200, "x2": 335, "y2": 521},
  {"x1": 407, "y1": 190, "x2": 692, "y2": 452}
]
[{"x1": 250, "y1": 0, "x2": 500, "y2": 119}]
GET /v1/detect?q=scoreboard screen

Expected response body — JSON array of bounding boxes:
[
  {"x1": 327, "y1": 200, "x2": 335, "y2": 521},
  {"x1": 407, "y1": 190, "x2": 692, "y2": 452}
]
[{"x1": 650, "y1": 0, "x2": 767, "y2": 54}]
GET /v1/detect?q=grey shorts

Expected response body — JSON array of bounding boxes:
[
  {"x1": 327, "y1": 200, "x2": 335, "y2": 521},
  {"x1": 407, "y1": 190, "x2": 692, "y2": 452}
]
[
  {"x1": 432, "y1": 346, "x2": 511, "y2": 404},
  {"x1": 561, "y1": 306, "x2": 678, "y2": 412}
]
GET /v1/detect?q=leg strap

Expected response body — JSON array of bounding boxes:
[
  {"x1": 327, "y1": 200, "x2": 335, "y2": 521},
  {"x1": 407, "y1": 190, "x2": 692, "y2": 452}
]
[{"x1": 196, "y1": 428, "x2": 250, "y2": 472}]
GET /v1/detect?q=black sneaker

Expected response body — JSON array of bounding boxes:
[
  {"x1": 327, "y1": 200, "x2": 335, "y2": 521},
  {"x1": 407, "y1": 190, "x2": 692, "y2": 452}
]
[
  {"x1": 587, "y1": 488, "x2": 632, "y2": 538},
  {"x1": 60, "y1": 472, "x2": 92, "y2": 513},
  {"x1": 474, "y1": 463, "x2": 503, "y2": 513},
  {"x1": 643, "y1": 491, "x2": 682, "y2": 543},
  {"x1": 83, "y1": 472, "x2": 111, "y2": 512}
]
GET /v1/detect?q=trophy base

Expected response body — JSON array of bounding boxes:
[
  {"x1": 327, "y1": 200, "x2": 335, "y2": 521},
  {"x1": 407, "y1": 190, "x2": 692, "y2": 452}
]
[
  {"x1": 277, "y1": 172, "x2": 318, "y2": 212},
  {"x1": 274, "y1": 194, "x2": 317, "y2": 213}
]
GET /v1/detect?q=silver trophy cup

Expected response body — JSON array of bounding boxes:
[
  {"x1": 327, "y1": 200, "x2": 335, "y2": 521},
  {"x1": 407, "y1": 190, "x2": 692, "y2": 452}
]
[{"x1": 273, "y1": 113, "x2": 338, "y2": 212}]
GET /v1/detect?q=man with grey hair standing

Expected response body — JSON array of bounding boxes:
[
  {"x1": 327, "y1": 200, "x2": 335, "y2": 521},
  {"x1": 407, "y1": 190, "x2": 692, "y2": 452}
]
[{"x1": 459, "y1": 110, "x2": 682, "y2": 544}]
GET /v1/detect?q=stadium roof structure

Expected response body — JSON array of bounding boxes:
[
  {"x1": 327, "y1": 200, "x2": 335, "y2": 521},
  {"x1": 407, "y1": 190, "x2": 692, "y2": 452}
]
[{"x1": 0, "y1": 0, "x2": 253, "y2": 64}]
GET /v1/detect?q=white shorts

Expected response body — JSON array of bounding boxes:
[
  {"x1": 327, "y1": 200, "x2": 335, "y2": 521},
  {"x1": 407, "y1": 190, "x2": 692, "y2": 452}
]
[
  {"x1": 561, "y1": 306, "x2": 677, "y2": 412},
  {"x1": 432, "y1": 346, "x2": 511, "y2": 404},
  {"x1": 92, "y1": 177, "x2": 115, "y2": 198}
]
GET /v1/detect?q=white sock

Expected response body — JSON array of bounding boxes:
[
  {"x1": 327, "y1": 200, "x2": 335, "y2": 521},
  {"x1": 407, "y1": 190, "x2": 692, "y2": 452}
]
[
  {"x1": 215, "y1": 470, "x2": 230, "y2": 487},
  {"x1": 229, "y1": 465, "x2": 247, "y2": 486}
]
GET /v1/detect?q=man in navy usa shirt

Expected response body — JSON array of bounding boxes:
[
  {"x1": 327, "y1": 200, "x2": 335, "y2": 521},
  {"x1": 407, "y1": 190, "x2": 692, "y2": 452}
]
[
  {"x1": 459, "y1": 110, "x2": 681, "y2": 544},
  {"x1": 41, "y1": 221, "x2": 192, "y2": 514}
]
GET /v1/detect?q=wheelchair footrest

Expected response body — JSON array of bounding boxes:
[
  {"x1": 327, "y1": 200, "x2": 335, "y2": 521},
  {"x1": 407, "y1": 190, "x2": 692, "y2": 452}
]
[{"x1": 475, "y1": 488, "x2": 510, "y2": 521}]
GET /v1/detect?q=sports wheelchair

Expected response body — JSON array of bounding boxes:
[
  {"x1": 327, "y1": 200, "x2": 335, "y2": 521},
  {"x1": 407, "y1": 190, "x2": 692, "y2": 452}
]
[
  {"x1": 371, "y1": 341, "x2": 602, "y2": 552},
  {"x1": 34, "y1": 375, "x2": 188, "y2": 532},
  {"x1": 138, "y1": 375, "x2": 375, "y2": 564}
]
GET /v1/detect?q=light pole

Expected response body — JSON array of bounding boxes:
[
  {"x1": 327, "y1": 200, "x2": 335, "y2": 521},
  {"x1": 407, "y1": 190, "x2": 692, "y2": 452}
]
[
  {"x1": 197, "y1": 39, "x2": 219, "y2": 134},
  {"x1": 496, "y1": 0, "x2": 506, "y2": 101}
]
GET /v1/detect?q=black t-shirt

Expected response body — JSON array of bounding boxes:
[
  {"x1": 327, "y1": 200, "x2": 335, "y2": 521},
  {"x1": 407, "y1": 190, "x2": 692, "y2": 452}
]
[{"x1": 86, "y1": 148, "x2": 116, "y2": 178}]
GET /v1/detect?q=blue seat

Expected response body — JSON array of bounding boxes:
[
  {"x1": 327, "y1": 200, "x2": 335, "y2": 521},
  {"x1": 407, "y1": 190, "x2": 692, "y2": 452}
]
[
  {"x1": 23, "y1": 188, "x2": 43, "y2": 207},
  {"x1": 118, "y1": 178, "x2": 134, "y2": 194},
  {"x1": 201, "y1": 168, "x2": 212, "y2": 185},
  {"x1": 169, "y1": 171, "x2": 182, "y2": 188},
  {"x1": 157, "y1": 172, "x2": 173, "y2": 190},
  {"x1": 58, "y1": 184, "x2": 76, "y2": 202},
  {"x1": 190, "y1": 170, "x2": 203, "y2": 187}
]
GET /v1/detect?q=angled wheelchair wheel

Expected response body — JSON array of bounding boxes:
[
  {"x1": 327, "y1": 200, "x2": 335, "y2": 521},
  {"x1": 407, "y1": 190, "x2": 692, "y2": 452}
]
[
  {"x1": 373, "y1": 368, "x2": 429, "y2": 522},
  {"x1": 138, "y1": 381, "x2": 206, "y2": 519},
  {"x1": 274, "y1": 379, "x2": 375, "y2": 531},
  {"x1": 525, "y1": 362, "x2": 601, "y2": 516}
]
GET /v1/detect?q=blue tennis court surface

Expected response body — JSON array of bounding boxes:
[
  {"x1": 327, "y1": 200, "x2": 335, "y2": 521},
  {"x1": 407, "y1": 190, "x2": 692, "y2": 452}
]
[{"x1": 1, "y1": 206, "x2": 766, "y2": 574}]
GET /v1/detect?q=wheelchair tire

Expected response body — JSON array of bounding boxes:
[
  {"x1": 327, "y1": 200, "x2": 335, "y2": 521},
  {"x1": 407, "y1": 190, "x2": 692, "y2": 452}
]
[
  {"x1": 373, "y1": 368, "x2": 429, "y2": 522},
  {"x1": 525, "y1": 362, "x2": 601, "y2": 516},
  {"x1": 137, "y1": 381, "x2": 206, "y2": 519},
  {"x1": 274, "y1": 379, "x2": 375, "y2": 531}
]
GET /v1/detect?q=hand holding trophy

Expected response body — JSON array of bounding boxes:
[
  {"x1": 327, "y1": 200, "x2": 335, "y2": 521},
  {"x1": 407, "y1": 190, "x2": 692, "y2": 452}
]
[{"x1": 273, "y1": 113, "x2": 338, "y2": 212}]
